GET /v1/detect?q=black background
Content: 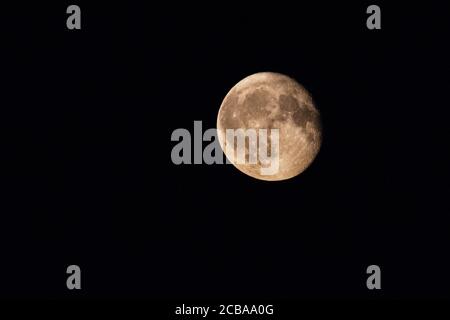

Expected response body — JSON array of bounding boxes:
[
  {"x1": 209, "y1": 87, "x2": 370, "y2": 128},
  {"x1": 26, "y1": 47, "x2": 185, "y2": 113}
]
[{"x1": 1, "y1": 1, "x2": 449, "y2": 303}]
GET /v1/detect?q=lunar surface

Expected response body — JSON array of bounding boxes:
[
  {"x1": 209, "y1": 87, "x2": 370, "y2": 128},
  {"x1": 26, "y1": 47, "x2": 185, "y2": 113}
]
[{"x1": 217, "y1": 72, "x2": 322, "y2": 181}]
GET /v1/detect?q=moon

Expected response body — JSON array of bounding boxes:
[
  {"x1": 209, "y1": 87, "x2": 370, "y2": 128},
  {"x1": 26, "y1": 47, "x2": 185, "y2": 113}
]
[{"x1": 217, "y1": 72, "x2": 322, "y2": 181}]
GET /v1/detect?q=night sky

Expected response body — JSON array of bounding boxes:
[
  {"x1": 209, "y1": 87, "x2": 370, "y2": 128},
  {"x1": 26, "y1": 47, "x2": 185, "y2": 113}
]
[{"x1": 1, "y1": 1, "x2": 449, "y2": 305}]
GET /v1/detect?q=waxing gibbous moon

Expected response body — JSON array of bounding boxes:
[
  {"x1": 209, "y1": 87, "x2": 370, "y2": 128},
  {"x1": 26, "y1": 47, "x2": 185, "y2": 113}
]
[{"x1": 217, "y1": 72, "x2": 322, "y2": 181}]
